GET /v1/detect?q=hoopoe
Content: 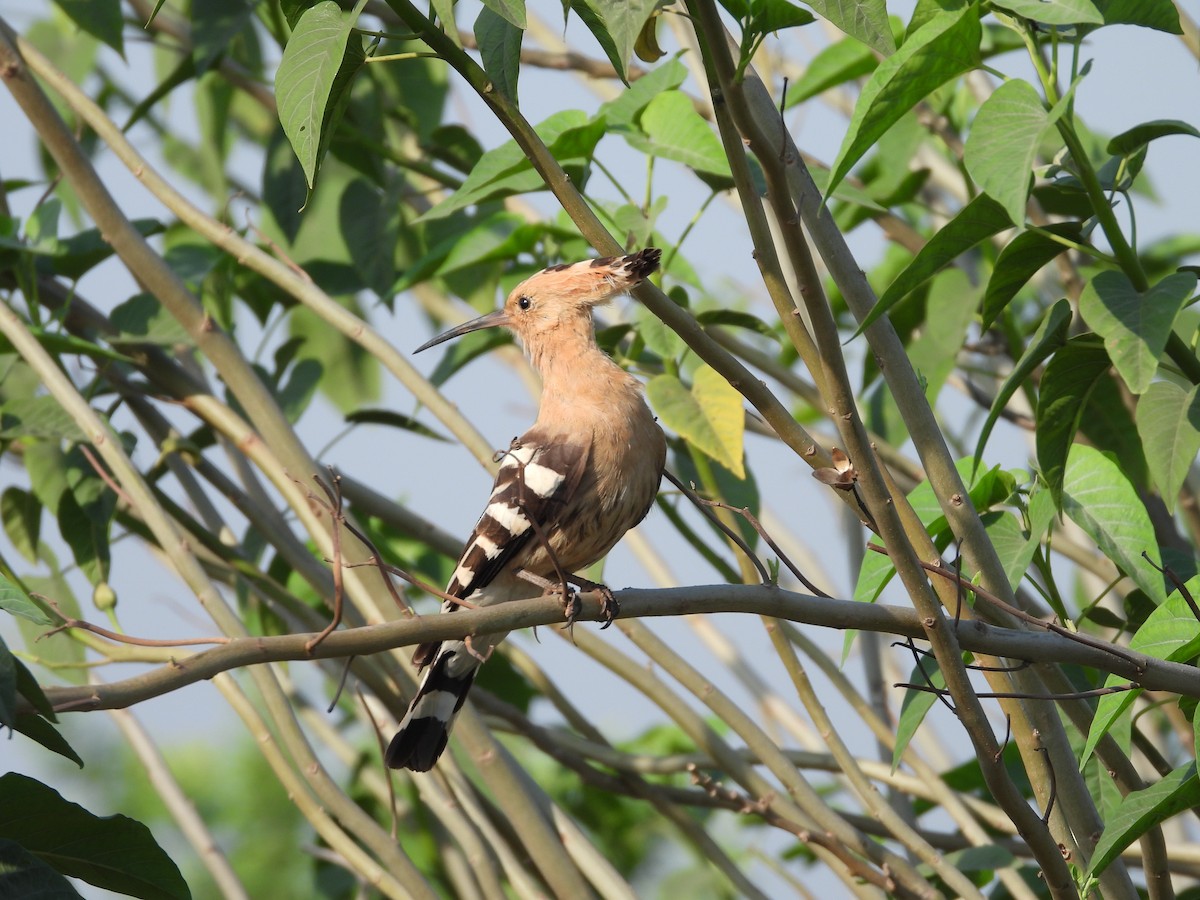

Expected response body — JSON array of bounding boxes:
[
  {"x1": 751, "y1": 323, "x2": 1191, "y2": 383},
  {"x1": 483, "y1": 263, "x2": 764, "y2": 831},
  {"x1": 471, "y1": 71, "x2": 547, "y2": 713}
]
[{"x1": 386, "y1": 248, "x2": 667, "y2": 772}]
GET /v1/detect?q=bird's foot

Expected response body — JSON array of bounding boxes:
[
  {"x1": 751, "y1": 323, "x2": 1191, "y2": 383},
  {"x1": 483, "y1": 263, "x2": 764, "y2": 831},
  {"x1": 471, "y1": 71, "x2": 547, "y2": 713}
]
[
  {"x1": 545, "y1": 580, "x2": 583, "y2": 628},
  {"x1": 517, "y1": 568, "x2": 617, "y2": 628},
  {"x1": 570, "y1": 577, "x2": 620, "y2": 629}
]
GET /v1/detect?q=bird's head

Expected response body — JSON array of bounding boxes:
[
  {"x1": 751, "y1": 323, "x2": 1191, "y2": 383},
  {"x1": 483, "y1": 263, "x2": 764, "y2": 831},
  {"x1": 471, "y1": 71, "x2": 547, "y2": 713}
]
[{"x1": 415, "y1": 248, "x2": 661, "y2": 354}]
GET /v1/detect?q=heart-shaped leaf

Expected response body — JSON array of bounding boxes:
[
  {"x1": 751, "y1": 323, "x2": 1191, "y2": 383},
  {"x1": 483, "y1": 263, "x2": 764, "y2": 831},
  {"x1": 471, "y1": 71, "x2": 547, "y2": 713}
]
[{"x1": 648, "y1": 366, "x2": 746, "y2": 478}]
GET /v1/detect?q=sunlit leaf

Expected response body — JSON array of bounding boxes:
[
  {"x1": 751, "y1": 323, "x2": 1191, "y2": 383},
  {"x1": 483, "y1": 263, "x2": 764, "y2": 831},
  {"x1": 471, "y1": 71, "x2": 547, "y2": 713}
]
[
  {"x1": 575, "y1": 0, "x2": 658, "y2": 79},
  {"x1": 858, "y1": 193, "x2": 1009, "y2": 336},
  {"x1": 803, "y1": 0, "x2": 894, "y2": 55},
  {"x1": 1061, "y1": 444, "x2": 1165, "y2": 604},
  {"x1": 0, "y1": 575, "x2": 52, "y2": 627},
  {"x1": 990, "y1": 0, "x2": 1102, "y2": 24},
  {"x1": 629, "y1": 91, "x2": 732, "y2": 178},
  {"x1": 827, "y1": 7, "x2": 980, "y2": 200},
  {"x1": 785, "y1": 36, "x2": 877, "y2": 106},
  {"x1": 275, "y1": 0, "x2": 364, "y2": 188},
  {"x1": 1107, "y1": 119, "x2": 1200, "y2": 156},
  {"x1": 964, "y1": 79, "x2": 1052, "y2": 225},
  {"x1": 1089, "y1": 763, "x2": 1200, "y2": 879},
  {"x1": 647, "y1": 368, "x2": 746, "y2": 478}
]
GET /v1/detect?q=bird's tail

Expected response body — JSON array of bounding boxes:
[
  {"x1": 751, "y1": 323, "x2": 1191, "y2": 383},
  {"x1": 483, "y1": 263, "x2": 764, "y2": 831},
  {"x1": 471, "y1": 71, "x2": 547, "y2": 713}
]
[{"x1": 386, "y1": 641, "x2": 480, "y2": 771}]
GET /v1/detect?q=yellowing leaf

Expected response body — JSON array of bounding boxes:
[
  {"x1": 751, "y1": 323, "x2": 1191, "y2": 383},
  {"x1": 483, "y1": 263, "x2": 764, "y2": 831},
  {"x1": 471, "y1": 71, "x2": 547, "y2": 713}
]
[{"x1": 647, "y1": 366, "x2": 746, "y2": 478}]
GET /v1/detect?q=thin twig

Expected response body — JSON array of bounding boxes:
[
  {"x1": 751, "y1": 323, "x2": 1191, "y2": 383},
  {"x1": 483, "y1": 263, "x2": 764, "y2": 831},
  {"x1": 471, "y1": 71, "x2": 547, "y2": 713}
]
[{"x1": 662, "y1": 469, "x2": 771, "y2": 583}]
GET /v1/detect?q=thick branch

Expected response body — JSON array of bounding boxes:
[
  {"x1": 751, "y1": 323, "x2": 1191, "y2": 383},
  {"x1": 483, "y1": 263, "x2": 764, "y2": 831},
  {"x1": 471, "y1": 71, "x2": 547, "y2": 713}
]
[{"x1": 35, "y1": 585, "x2": 1200, "y2": 713}]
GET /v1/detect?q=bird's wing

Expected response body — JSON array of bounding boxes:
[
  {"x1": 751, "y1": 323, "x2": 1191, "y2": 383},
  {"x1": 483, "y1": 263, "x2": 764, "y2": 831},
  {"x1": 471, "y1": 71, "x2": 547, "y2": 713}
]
[{"x1": 412, "y1": 428, "x2": 590, "y2": 668}]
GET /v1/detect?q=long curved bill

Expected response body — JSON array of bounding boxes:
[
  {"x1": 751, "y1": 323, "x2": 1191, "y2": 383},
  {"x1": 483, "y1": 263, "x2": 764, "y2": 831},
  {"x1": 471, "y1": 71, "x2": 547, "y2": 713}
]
[{"x1": 414, "y1": 309, "x2": 511, "y2": 353}]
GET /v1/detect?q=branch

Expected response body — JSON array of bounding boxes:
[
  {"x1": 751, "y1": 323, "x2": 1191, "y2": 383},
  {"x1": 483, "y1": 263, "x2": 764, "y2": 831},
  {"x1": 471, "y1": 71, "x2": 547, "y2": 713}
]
[{"x1": 35, "y1": 585, "x2": 1200, "y2": 713}]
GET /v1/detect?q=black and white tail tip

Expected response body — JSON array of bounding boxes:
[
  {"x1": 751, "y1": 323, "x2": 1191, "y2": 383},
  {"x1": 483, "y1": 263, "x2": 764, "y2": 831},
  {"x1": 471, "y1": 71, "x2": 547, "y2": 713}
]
[{"x1": 385, "y1": 648, "x2": 476, "y2": 772}]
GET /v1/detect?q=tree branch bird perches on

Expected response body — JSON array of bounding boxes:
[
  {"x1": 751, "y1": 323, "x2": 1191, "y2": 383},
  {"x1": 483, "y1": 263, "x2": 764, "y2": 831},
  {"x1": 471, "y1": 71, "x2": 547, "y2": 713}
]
[{"x1": 387, "y1": 249, "x2": 667, "y2": 772}]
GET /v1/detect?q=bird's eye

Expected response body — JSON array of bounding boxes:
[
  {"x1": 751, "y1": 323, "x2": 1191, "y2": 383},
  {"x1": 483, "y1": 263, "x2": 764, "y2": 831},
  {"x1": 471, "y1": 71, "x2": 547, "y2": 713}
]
[{"x1": 517, "y1": 295, "x2": 532, "y2": 310}]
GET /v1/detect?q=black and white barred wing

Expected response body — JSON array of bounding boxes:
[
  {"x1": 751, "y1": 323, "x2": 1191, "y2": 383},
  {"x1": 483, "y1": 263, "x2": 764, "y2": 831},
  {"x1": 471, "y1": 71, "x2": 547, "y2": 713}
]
[{"x1": 410, "y1": 431, "x2": 590, "y2": 668}]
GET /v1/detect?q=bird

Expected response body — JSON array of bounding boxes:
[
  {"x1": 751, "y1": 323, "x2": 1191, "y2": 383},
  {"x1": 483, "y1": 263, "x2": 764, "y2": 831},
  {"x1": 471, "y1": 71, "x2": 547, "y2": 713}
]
[{"x1": 386, "y1": 248, "x2": 667, "y2": 772}]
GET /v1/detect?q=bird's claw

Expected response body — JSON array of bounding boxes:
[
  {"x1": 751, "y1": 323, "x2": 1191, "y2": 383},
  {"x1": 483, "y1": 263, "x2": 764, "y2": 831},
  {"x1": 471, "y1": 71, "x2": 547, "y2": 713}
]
[
  {"x1": 561, "y1": 590, "x2": 583, "y2": 627},
  {"x1": 596, "y1": 585, "x2": 620, "y2": 629}
]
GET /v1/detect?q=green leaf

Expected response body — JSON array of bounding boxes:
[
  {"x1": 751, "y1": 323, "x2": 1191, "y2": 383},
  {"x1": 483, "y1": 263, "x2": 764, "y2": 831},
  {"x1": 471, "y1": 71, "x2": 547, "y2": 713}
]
[
  {"x1": 802, "y1": 0, "x2": 895, "y2": 55},
  {"x1": 1086, "y1": 578, "x2": 1200, "y2": 763},
  {"x1": 0, "y1": 396, "x2": 86, "y2": 443},
  {"x1": 110, "y1": 293, "x2": 193, "y2": 347},
  {"x1": 1036, "y1": 334, "x2": 1110, "y2": 507},
  {"x1": 262, "y1": 127, "x2": 308, "y2": 244},
  {"x1": 0, "y1": 575, "x2": 53, "y2": 627},
  {"x1": 344, "y1": 409, "x2": 450, "y2": 442},
  {"x1": 1107, "y1": 119, "x2": 1200, "y2": 156},
  {"x1": 338, "y1": 178, "x2": 399, "y2": 297},
  {"x1": 982, "y1": 511, "x2": 1038, "y2": 592},
  {"x1": 288, "y1": 299, "x2": 380, "y2": 414},
  {"x1": 964, "y1": 79, "x2": 1052, "y2": 225},
  {"x1": 13, "y1": 713, "x2": 84, "y2": 768},
  {"x1": 480, "y1": 0, "x2": 526, "y2": 27},
  {"x1": 0, "y1": 838, "x2": 82, "y2": 898},
  {"x1": 0, "y1": 329, "x2": 129, "y2": 366},
  {"x1": 695, "y1": 309, "x2": 778, "y2": 339},
  {"x1": 0, "y1": 773, "x2": 191, "y2": 900},
  {"x1": 576, "y1": 0, "x2": 658, "y2": 78},
  {"x1": 436, "y1": 212, "x2": 552, "y2": 276},
  {"x1": 1, "y1": 488, "x2": 41, "y2": 564},
  {"x1": 1091, "y1": 0, "x2": 1182, "y2": 33},
  {"x1": 974, "y1": 298, "x2": 1071, "y2": 466},
  {"x1": 1079, "y1": 271, "x2": 1196, "y2": 395},
  {"x1": 630, "y1": 91, "x2": 732, "y2": 178},
  {"x1": 276, "y1": 359, "x2": 323, "y2": 424},
  {"x1": 1061, "y1": 444, "x2": 1165, "y2": 604},
  {"x1": 421, "y1": 110, "x2": 605, "y2": 220},
  {"x1": 906, "y1": 268, "x2": 979, "y2": 404},
  {"x1": 20, "y1": 570, "x2": 86, "y2": 683},
  {"x1": 647, "y1": 367, "x2": 746, "y2": 478},
  {"x1": 980, "y1": 223, "x2": 1081, "y2": 329},
  {"x1": 33, "y1": 218, "x2": 165, "y2": 282},
  {"x1": 191, "y1": 0, "x2": 256, "y2": 73},
  {"x1": 14, "y1": 658, "x2": 54, "y2": 721},
  {"x1": 53, "y1": 0, "x2": 124, "y2": 55},
  {"x1": 0, "y1": 634, "x2": 14, "y2": 727},
  {"x1": 786, "y1": 36, "x2": 877, "y2": 106},
  {"x1": 1089, "y1": 764, "x2": 1200, "y2": 879},
  {"x1": 275, "y1": 0, "x2": 363, "y2": 188},
  {"x1": 474, "y1": 5, "x2": 523, "y2": 105},
  {"x1": 1136, "y1": 381, "x2": 1200, "y2": 514},
  {"x1": 749, "y1": 0, "x2": 815, "y2": 36},
  {"x1": 827, "y1": 7, "x2": 980, "y2": 200},
  {"x1": 893, "y1": 656, "x2": 944, "y2": 770},
  {"x1": 600, "y1": 59, "x2": 688, "y2": 128},
  {"x1": 990, "y1": 0, "x2": 1102, "y2": 24},
  {"x1": 429, "y1": 328, "x2": 512, "y2": 386},
  {"x1": 430, "y1": 0, "x2": 461, "y2": 44},
  {"x1": 57, "y1": 489, "x2": 111, "y2": 588},
  {"x1": 1079, "y1": 370, "x2": 1149, "y2": 491},
  {"x1": 859, "y1": 193, "x2": 1010, "y2": 335}
]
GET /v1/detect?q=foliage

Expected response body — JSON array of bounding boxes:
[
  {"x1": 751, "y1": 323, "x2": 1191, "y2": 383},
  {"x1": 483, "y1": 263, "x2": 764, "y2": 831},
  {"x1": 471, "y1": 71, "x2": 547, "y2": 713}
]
[{"x1": 0, "y1": 0, "x2": 1198, "y2": 896}]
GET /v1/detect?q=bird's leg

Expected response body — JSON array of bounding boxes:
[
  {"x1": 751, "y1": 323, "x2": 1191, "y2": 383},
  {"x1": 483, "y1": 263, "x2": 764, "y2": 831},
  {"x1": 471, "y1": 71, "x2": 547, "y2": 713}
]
[
  {"x1": 516, "y1": 569, "x2": 618, "y2": 628},
  {"x1": 462, "y1": 635, "x2": 495, "y2": 665}
]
